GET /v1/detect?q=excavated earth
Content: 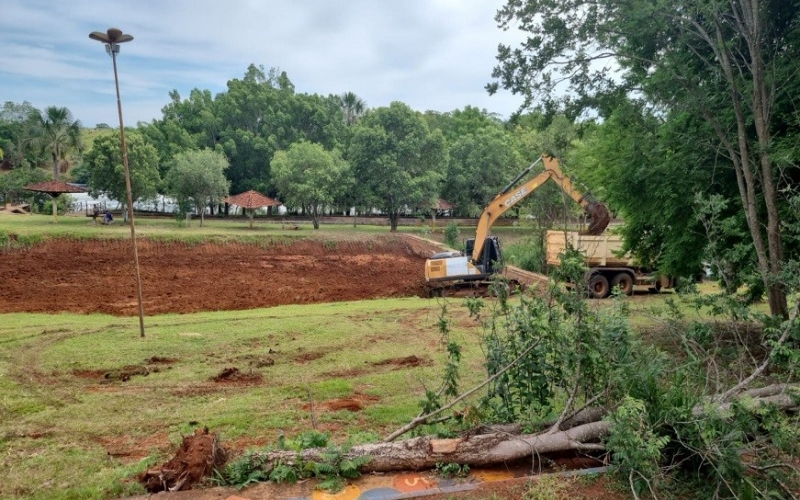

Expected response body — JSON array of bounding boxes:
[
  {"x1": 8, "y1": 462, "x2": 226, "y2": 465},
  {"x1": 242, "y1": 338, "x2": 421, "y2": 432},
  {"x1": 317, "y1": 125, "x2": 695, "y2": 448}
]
[{"x1": 0, "y1": 235, "x2": 440, "y2": 315}]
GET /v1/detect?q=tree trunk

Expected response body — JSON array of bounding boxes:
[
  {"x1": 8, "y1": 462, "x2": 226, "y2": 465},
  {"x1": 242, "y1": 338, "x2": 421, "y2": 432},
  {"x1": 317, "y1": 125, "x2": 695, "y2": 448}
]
[
  {"x1": 251, "y1": 384, "x2": 797, "y2": 473},
  {"x1": 389, "y1": 212, "x2": 399, "y2": 232},
  {"x1": 743, "y1": 0, "x2": 788, "y2": 319},
  {"x1": 259, "y1": 421, "x2": 608, "y2": 473},
  {"x1": 706, "y1": 14, "x2": 788, "y2": 318},
  {"x1": 196, "y1": 204, "x2": 204, "y2": 227},
  {"x1": 311, "y1": 205, "x2": 320, "y2": 230}
]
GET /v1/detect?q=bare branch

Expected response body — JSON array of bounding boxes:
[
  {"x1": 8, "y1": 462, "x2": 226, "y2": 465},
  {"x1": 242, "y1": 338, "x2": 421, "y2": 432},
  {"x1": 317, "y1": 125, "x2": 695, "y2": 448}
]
[{"x1": 719, "y1": 300, "x2": 800, "y2": 401}]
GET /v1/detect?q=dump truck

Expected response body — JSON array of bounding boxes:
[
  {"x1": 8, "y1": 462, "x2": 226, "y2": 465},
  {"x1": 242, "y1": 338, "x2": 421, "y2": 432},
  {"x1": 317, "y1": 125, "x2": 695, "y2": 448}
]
[
  {"x1": 425, "y1": 155, "x2": 611, "y2": 295},
  {"x1": 546, "y1": 230, "x2": 673, "y2": 298}
]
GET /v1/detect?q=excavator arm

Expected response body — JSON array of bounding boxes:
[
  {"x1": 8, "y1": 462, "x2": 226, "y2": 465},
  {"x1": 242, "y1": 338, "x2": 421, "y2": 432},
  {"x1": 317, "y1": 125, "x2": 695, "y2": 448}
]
[
  {"x1": 470, "y1": 155, "x2": 610, "y2": 264},
  {"x1": 424, "y1": 154, "x2": 610, "y2": 286}
]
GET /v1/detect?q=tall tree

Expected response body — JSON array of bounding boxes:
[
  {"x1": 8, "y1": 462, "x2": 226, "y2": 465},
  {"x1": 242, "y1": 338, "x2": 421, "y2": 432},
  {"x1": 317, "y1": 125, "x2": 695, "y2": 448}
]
[
  {"x1": 348, "y1": 102, "x2": 447, "y2": 231},
  {"x1": 84, "y1": 133, "x2": 161, "y2": 209},
  {"x1": 490, "y1": 0, "x2": 799, "y2": 317},
  {"x1": 271, "y1": 141, "x2": 352, "y2": 229},
  {"x1": 165, "y1": 149, "x2": 230, "y2": 227},
  {"x1": 28, "y1": 106, "x2": 83, "y2": 181}
]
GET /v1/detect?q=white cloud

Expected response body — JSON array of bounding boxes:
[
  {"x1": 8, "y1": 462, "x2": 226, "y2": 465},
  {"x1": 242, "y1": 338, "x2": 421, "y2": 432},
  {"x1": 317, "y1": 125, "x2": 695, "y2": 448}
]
[{"x1": 0, "y1": 0, "x2": 526, "y2": 126}]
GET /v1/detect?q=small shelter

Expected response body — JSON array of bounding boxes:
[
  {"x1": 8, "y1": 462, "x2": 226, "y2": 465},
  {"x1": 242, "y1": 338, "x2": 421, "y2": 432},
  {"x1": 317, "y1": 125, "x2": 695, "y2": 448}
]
[
  {"x1": 433, "y1": 198, "x2": 455, "y2": 216},
  {"x1": 429, "y1": 198, "x2": 455, "y2": 231},
  {"x1": 23, "y1": 180, "x2": 86, "y2": 223},
  {"x1": 223, "y1": 190, "x2": 281, "y2": 229}
]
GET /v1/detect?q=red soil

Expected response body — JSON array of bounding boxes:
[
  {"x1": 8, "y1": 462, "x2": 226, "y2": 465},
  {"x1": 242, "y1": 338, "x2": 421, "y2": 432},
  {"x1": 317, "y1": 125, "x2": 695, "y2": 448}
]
[{"x1": 0, "y1": 235, "x2": 435, "y2": 316}]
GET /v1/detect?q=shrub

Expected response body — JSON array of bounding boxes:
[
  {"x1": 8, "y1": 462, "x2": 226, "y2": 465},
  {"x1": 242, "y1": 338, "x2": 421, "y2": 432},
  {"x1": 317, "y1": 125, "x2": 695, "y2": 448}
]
[{"x1": 444, "y1": 222, "x2": 460, "y2": 248}]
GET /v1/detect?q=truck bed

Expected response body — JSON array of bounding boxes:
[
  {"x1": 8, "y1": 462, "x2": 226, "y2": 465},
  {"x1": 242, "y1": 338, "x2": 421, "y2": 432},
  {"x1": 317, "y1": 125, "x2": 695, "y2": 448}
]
[{"x1": 546, "y1": 230, "x2": 634, "y2": 268}]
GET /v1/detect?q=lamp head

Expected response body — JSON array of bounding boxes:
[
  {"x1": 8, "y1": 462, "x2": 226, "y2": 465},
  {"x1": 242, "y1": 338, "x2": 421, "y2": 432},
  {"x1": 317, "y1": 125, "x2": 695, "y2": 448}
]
[{"x1": 89, "y1": 28, "x2": 133, "y2": 47}]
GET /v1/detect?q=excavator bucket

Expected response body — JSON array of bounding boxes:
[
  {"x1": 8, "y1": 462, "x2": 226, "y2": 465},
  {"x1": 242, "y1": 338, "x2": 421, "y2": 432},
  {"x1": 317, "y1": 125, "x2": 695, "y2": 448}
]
[{"x1": 584, "y1": 201, "x2": 611, "y2": 235}]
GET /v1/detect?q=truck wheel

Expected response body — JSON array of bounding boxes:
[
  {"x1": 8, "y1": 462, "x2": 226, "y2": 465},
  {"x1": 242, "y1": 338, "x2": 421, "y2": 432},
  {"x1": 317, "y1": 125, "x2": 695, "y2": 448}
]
[
  {"x1": 611, "y1": 273, "x2": 634, "y2": 296},
  {"x1": 587, "y1": 274, "x2": 610, "y2": 299}
]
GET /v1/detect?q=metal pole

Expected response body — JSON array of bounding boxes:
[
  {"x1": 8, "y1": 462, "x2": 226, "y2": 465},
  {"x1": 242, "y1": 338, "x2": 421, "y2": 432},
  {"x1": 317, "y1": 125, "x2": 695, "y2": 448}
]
[{"x1": 111, "y1": 49, "x2": 146, "y2": 338}]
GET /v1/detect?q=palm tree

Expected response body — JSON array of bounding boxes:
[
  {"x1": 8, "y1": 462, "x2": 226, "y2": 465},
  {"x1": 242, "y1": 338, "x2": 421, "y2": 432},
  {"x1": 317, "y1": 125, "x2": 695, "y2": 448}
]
[
  {"x1": 29, "y1": 106, "x2": 83, "y2": 181},
  {"x1": 339, "y1": 92, "x2": 367, "y2": 126}
]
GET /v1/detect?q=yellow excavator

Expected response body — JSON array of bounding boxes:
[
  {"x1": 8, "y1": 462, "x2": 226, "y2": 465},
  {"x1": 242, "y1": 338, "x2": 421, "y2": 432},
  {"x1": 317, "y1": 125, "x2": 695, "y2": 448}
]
[{"x1": 425, "y1": 155, "x2": 611, "y2": 289}]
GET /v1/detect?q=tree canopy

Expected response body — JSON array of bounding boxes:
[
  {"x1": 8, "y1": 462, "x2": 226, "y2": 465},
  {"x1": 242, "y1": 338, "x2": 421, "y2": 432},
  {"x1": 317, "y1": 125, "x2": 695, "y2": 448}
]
[
  {"x1": 491, "y1": 0, "x2": 800, "y2": 317},
  {"x1": 165, "y1": 149, "x2": 230, "y2": 226},
  {"x1": 271, "y1": 141, "x2": 351, "y2": 229},
  {"x1": 84, "y1": 132, "x2": 161, "y2": 208},
  {"x1": 348, "y1": 102, "x2": 447, "y2": 231}
]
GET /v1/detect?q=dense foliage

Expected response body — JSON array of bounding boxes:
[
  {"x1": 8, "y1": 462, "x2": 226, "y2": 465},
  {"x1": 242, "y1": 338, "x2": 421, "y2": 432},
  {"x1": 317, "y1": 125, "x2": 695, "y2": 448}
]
[{"x1": 491, "y1": 0, "x2": 800, "y2": 317}]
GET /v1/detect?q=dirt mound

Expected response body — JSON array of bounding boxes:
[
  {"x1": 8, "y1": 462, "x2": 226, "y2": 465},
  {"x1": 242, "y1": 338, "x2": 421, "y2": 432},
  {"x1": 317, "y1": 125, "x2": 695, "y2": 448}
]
[
  {"x1": 0, "y1": 235, "x2": 438, "y2": 316},
  {"x1": 211, "y1": 367, "x2": 262, "y2": 384},
  {"x1": 140, "y1": 428, "x2": 227, "y2": 492},
  {"x1": 373, "y1": 355, "x2": 432, "y2": 368},
  {"x1": 304, "y1": 392, "x2": 381, "y2": 412}
]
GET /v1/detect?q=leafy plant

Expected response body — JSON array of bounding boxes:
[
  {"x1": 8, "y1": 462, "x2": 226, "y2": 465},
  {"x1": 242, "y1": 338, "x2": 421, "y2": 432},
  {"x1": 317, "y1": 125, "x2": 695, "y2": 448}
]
[
  {"x1": 307, "y1": 444, "x2": 371, "y2": 493},
  {"x1": 212, "y1": 451, "x2": 271, "y2": 489},
  {"x1": 268, "y1": 461, "x2": 304, "y2": 484},
  {"x1": 523, "y1": 474, "x2": 569, "y2": 500},
  {"x1": 435, "y1": 461, "x2": 470, "y2": 478},
  {"x1": 444, "y1": 222, "x2": 460, "y2": 248},
  {"x1": 283, "y1": 430, "x2": 330, "y2": 451},
  {"x1": 419, "y1": 303, "x2": 463, "y2": 418},
  {"x1": 605, "y1": 397, "x2": 669, "y2": 495},
  {"x1": 503, "y1": 232, "x2": 547, "y2": 274}
]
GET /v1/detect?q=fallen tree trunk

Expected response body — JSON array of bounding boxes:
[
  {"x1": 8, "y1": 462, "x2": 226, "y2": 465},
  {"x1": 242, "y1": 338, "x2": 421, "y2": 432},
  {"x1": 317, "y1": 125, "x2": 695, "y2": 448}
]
[
  {"x1": 260, "y1": 420, "x2": 609, "y2": 472},
  {"x1": 252, "y1": 383, "x2": 798, "y2": 473}
]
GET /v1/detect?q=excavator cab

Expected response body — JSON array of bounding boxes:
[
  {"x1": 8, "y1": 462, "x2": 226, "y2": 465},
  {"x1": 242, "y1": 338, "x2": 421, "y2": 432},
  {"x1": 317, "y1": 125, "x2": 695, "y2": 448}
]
[{"x1": 465, "y1": 236, "x2": 503, "y2": 277}]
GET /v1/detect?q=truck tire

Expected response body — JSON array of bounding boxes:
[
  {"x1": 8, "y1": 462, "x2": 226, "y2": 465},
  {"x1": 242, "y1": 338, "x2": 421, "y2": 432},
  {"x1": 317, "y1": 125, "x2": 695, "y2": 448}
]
[
  {"x1": 611, "y1": 272, "x2": 634, "y2": 296},
  {"x1": 587, "y1": 274, "x2": 610, "y2": 299}
]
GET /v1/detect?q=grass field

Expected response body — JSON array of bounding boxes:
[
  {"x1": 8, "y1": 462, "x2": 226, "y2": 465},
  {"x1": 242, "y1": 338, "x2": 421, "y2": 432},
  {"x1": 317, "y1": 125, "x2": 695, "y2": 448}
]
[
  {"x1": 1, "y1": 297, "x2": 491, "y2": 500},
  {"x1": 0, "y1": 212, "x2": 692, "y2": 500}
]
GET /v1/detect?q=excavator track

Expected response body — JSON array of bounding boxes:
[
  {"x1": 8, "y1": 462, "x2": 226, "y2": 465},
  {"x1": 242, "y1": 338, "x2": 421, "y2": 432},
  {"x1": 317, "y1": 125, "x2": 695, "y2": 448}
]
[
  {"x1": 425, "y1": 266, "x2": 548, "y2": 298},
  {"x1": 426, "y1": 279, "x2": 522, "y2": 298}
]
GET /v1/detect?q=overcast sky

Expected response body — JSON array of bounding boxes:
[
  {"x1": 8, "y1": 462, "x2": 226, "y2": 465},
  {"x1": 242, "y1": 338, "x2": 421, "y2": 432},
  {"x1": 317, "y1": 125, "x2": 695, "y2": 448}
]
[{"x1": 0, "y1": 1, "x2": 526, "y2": 128}]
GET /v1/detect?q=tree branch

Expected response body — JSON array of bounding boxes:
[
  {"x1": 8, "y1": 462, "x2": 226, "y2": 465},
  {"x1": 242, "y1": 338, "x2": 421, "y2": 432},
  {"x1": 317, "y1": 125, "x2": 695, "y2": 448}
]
[
  {"x1": 718, "y1": 299, "x2": 800, "y2": 401},
  {"x1": 383, "y1": 337, "x2": 542, "y2": 442}
]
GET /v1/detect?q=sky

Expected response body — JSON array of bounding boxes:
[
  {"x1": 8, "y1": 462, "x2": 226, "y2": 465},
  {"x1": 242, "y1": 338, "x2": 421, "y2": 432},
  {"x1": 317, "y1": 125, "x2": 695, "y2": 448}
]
[{"x1": 0, "y1": 1, "x2": 527, "y2": 128}]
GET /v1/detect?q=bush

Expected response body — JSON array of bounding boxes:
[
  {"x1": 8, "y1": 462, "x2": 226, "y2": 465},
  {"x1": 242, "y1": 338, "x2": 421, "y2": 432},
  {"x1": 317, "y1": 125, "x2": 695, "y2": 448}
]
[
  {"x1": 503, "y1": 231, "x2": 547, "y2": 274},
  {"x1": 41, "y1": 195, "x2": 71, "y2": 216},
  {"x1": 444, "y1": 222, "x2": 460, "y2": 248}
]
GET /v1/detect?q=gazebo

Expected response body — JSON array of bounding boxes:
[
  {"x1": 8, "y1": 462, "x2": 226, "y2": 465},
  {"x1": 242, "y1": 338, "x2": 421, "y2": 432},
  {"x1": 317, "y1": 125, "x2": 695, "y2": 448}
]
[
  {"x1": 23, "y1": 180, "x2": 86, "y2": 223},
  {"x1": 430, "y1": 198, "x2": 455, "y2": 231},
  {"x1": 223, "y1": 190, "x2": 281, "y2": 229}
]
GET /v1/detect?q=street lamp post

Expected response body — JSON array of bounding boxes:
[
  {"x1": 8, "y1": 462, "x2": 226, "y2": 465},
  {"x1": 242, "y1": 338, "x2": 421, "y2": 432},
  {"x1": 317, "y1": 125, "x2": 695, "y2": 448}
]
[{"x1": 89, "y1": 28, "x2": 146, "y2": 338}]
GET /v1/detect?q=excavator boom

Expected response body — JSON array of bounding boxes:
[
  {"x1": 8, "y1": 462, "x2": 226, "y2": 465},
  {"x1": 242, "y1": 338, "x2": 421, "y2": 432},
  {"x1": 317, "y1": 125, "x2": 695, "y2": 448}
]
[{"x1": 470, "y1": 155, "x2": 610, "y2": 263}]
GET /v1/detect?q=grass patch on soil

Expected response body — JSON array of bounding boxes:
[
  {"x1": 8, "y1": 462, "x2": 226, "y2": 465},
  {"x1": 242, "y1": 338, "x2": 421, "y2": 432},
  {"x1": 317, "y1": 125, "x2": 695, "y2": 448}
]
[
  {"x1": 0, "y1": 298, "x2": 487, "y2": 500},
  {"x1": 0, "y1": 211, "x2": 538, "y2": 248}
]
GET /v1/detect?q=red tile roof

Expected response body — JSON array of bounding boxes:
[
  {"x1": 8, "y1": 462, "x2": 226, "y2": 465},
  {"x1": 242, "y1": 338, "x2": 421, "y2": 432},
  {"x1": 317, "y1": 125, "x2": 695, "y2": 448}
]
[{"x1": 223, "y1": 190, "x2": 281, "y2": 209}]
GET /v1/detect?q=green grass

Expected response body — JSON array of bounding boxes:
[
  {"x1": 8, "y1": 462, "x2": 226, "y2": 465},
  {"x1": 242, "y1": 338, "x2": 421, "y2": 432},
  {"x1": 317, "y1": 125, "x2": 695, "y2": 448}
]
[
  {"x1": 0, "y1": 211, "x2": 540, "y2": 246},
  {"x1": 0, "y1": 297, "x2": 489, "y2": 500}
]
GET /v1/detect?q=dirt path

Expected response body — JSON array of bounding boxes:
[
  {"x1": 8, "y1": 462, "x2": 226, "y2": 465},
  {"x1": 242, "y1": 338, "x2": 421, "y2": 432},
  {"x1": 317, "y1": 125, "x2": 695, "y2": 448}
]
[{"x1": 0, "y1": 235, "x2": 437, "y2": 316}]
